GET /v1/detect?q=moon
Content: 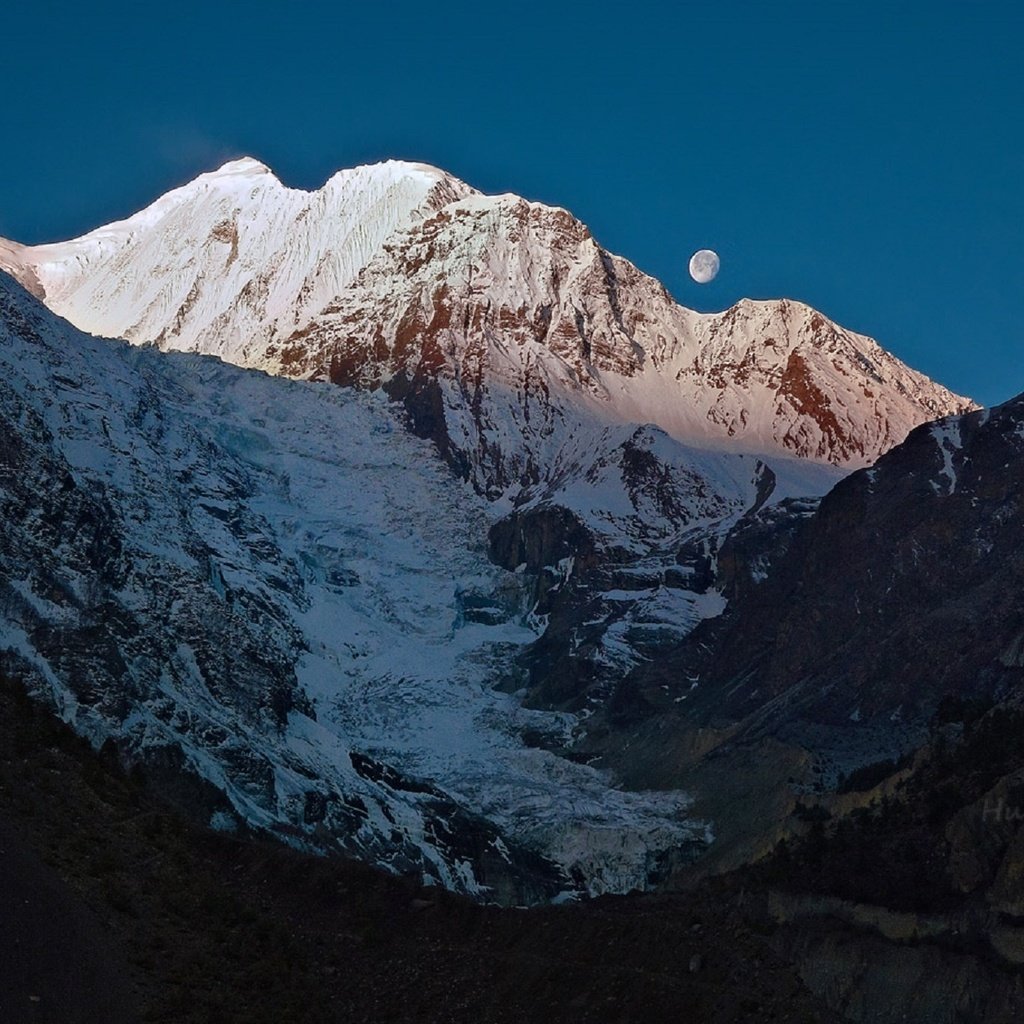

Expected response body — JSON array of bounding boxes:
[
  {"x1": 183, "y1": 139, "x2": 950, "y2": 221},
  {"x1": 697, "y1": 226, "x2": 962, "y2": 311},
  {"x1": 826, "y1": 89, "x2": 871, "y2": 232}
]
[{"x1": 689, "y1": 249, "x2": 720, "y2": 284}]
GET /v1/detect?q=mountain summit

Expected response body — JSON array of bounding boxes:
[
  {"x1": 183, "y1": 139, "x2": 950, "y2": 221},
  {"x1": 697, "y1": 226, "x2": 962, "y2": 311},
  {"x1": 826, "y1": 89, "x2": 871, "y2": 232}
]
[
  {"x1": 0, "y1": 158, "x2": 473, "y2": 365},
  {"x1": 0, "y1": 158, "x2": 974, "y2": 499}
]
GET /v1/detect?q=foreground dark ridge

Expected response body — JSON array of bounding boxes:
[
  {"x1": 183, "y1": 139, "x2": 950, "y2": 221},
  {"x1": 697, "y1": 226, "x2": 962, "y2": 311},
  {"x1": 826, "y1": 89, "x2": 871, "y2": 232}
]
[
  {"x1": 7, "y1": 667, "x2": 1024, "y2": 1022},
  {"x1": 0, "y1": 677, "x2": 834, "y2": 1024}
]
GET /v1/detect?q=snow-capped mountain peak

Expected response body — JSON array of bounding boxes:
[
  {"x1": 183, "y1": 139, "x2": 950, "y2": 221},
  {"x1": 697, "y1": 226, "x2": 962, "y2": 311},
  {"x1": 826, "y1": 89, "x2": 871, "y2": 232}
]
[
  {"x1": 0, "y1": 156, "x2": 974, "y2": 496},
  {"x1": 205, "y1": 155, "x2": 275, "y2": 178},
  {"x1": 0, "y1": 158, "x2": 475, "y2": 365},
  {"x1": 0, "y1": 157, "x2": 983, "y2": 903}
]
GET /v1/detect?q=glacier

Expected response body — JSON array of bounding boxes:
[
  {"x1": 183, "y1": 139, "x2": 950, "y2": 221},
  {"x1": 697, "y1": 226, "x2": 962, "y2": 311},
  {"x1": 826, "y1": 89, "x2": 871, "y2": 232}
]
[{"x1": 0, "y1": 272, "x2": 716, "y2": 901}]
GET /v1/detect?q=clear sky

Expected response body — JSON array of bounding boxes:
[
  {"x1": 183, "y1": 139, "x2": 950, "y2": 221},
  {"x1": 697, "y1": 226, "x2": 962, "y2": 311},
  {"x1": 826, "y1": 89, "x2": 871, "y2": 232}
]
[{"x1": 2, "y1": 1, "x2": 1021, "y2": 405}]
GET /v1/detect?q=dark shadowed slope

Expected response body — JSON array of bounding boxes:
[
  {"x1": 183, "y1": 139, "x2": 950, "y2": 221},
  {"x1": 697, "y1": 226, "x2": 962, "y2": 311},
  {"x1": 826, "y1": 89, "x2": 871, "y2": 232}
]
[
  {"x1": 0, "y1": 676, "x2": 837, "y2": 1024},
  {"x1": 0, "y1": 820, "x2": 140, "y2": 1024},
  {"x1": 596, "y1": 395, "x2": 1024, "y2": 879}
]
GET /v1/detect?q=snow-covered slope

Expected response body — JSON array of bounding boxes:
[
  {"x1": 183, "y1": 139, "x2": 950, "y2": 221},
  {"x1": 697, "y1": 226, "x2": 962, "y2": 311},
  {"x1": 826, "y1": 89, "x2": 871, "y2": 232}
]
[
  {"x1": 0, "y1": 158, "x2": 472, "y2": 364},
  {"x1": 0, "y1": 271, "x2": 718, "y2": 901},
  {"x1": 1, "y1": 159, "x2": 975, "y2": 506}
]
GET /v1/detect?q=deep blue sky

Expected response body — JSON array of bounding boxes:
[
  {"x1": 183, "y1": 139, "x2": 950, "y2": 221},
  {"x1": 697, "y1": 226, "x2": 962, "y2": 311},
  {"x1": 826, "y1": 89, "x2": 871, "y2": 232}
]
[{"x1": 2, "y1": 1, "x2": 1021, "y2": 405}]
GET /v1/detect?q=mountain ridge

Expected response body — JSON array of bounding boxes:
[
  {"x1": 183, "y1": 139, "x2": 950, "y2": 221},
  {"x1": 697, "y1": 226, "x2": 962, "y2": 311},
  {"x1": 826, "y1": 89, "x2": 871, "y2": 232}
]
[
  {"x1": 0, "y1": 158, "x2": 475, "y2": 364},
  {"x1": 0, "y1": 156, "x2": 976, "y2": 499}
]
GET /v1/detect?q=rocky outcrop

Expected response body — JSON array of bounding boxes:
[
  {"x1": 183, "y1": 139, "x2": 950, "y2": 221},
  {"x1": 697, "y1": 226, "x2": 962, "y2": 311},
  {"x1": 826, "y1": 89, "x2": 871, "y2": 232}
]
[
  {"x1": 770, "y1": 904, "x2": 1024, "y2": 1023},
  {"x1": 723, "y1": 695, "x2": 1024, "y2": 1022},
  {"x1": 714, "y1": 496, "x2": 820, "y2": 604}
]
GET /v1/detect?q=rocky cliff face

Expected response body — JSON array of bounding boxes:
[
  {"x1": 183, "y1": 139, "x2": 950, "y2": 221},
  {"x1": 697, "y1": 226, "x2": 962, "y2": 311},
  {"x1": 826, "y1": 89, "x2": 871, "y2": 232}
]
[
  {"x1": 678, "y1": 397, "x2": 1024, "y2": 734},
  {"x1": 593, "y1": 394, "x2": 1024, "y2": 880}
]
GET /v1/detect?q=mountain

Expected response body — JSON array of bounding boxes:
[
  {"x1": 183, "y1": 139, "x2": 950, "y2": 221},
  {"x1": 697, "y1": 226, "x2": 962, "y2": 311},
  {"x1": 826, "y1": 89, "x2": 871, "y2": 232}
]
[
  {"x1": 681, "y1": 399, "x2": 1024, "y2": 728},
  {"x1": 0, "y1": 158, "x2": 980, "y2": 903},
  {"x1": 0, "y1": 271, "x2": 724, "y2": 902},
  {"x1": 0, "y1": 159, "x2": 974, "y2": 721},
  {"x1": 0, "y1": 158, "x2": 974, "y2": 501},
  {"x1": 4, "y1": 157, "x2": 1023, "y2": 1020}
]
